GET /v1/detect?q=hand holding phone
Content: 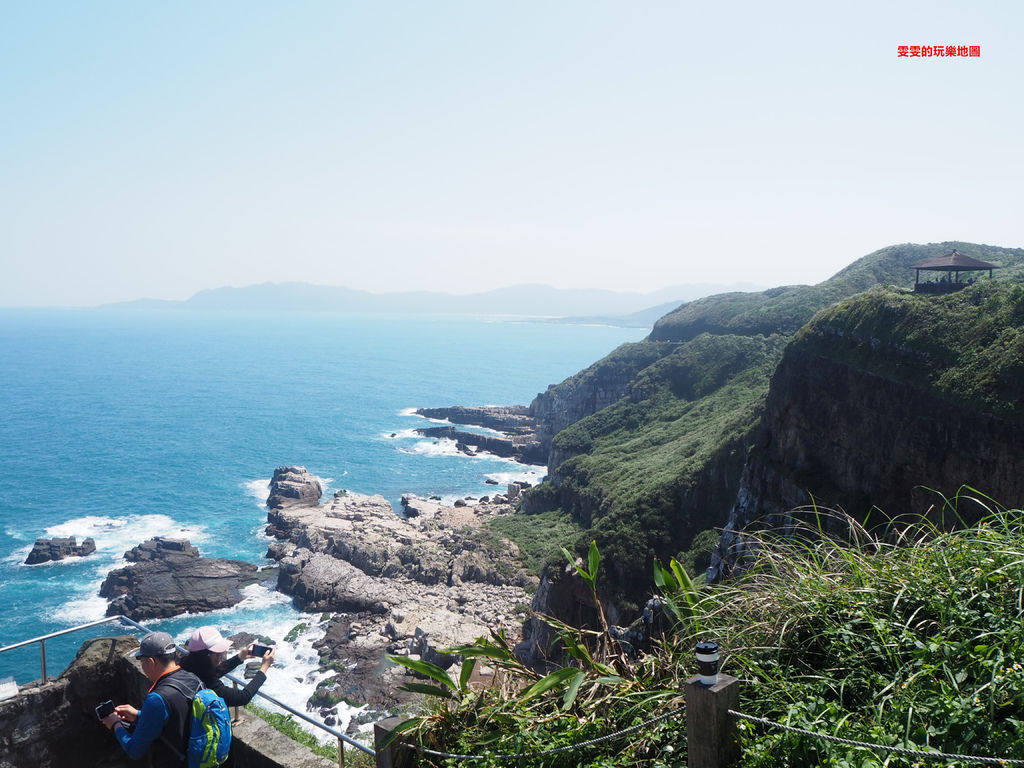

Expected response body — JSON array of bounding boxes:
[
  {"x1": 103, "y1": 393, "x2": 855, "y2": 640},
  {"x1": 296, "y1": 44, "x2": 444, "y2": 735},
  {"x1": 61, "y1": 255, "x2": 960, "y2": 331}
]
[{"x1": 250, "y1": 643, "x2": 272, "y2": 658}]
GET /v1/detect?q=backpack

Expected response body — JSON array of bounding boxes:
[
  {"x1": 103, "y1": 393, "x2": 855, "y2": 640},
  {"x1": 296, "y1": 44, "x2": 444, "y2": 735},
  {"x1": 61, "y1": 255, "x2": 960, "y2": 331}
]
[
  {"x1": 186, "y1": 687, "x2": 232, "y2": 768},
  {"x1": 158, "y1": 675, "x2": 232, "y2": 768}
]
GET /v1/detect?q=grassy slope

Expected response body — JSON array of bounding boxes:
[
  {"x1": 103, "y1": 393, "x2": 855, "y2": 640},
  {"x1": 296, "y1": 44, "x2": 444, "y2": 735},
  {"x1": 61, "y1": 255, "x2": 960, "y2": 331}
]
[
  {"x1": 793, "y1": 281, "x2": 1024, "y2": 420},
  {"x1": 508, "y1": 242, "x2": 1024, "y2": 610},
  {"x1": 416, "y1": 507, "x2": 1024, "y2": 768}
]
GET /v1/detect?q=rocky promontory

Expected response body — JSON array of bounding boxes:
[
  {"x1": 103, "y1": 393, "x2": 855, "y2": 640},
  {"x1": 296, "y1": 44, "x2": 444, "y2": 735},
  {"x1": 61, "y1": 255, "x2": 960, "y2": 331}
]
[
  {"x1": 267, "y1": 465, "x2": 323, "y2": 509},
  {"x1": 265, "y1": 487, "x2": 535, "y2": 708},
  {"x1": 24, "y1": 536, "x2": 96, "y2": 565},
  {"x1": 414, "y1": 406, "x2": 545, "y2": 464},
  {"x1": 100, "y1": 537, "x2": 264, "y2": 620}
]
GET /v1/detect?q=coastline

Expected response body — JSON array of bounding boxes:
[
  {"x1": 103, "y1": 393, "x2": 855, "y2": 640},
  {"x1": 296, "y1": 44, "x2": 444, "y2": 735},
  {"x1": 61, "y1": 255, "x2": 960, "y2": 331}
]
[{"x1": 264, "y1": 473, "x2": 535, "y2": 713}]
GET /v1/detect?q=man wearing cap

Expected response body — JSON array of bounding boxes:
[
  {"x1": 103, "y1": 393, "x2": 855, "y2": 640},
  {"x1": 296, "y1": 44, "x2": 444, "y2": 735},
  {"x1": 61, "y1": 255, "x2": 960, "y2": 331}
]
[{"x1": 100, "y1": 630, "x2": 203, "y2": 768}]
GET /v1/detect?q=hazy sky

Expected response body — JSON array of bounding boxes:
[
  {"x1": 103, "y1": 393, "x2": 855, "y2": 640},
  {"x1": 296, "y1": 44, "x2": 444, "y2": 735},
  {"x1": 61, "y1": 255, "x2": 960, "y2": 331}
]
[{"x1": 2, "y1": 1, "x2": 1021, "y2": 306}]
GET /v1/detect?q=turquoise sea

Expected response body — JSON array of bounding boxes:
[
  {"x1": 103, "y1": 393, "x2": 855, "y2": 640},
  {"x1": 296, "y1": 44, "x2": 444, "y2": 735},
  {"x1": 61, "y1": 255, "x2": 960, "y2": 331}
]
[{"x1": 0, "y1": 308, "x2": 645, "y2": 726}]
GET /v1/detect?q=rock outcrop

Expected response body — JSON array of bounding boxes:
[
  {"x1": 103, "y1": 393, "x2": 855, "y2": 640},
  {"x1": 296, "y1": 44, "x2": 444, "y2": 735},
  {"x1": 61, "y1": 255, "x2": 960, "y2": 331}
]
[
  {"x1": 267, "y1": 465, "x2": 323, "y2": 509},
  {"x1": 24, "y1": 536, "x2": 96, "y2": 565},
  {"x1": 100, "y1": 537, "x2": 262, "y2": 620},
  {"x1": 415, "y1": 405, "x2": 536, "y2": 434},
  {"x1": 414, "y1": 406, "x2": 546, "y2": 465},
  {"x1": 265, "y1": 488, "x2": 534, "y2": 706}
]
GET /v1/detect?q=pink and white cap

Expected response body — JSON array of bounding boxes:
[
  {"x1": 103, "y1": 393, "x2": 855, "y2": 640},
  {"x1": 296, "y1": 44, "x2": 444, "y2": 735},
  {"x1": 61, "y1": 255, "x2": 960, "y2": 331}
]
[{"x1": 186, "y1": 626, "x2": 232, "y2": 653}]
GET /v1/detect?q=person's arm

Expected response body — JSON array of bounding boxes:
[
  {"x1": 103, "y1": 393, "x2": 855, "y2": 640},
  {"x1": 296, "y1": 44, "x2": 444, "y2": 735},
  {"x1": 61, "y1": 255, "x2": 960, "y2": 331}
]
[
  {"x1": 208, "y1": 668, "x2": 267, "y2": 706},
  {"x1": 112, "y1": 692, "x2": 169, "y2": 759}
]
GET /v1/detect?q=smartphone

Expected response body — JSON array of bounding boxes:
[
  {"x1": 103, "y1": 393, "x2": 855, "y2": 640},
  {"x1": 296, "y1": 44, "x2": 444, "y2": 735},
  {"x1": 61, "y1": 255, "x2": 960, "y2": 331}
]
[
  {"x1": 95, "y1": 700, "x2": 115, "y2": 719},
  {"x1": 250, "y1": 644, "x2": 272, "y2": 657}
]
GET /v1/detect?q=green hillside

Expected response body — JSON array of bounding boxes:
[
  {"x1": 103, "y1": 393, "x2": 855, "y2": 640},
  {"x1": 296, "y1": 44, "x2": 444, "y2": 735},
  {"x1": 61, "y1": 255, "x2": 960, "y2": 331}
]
[
  {"x1": 793, "y1": 281, "x2": 1024, "y2": 420},
  {"x1": 517, "y1": 242, "x2": 1024, "y2": 611}
]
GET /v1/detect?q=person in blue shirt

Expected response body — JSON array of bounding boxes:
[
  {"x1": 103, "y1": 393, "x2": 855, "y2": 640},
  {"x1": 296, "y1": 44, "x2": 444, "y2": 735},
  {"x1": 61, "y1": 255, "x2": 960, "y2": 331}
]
[{"x1": 101, "y1": 630, "x2": 203, "y2": 768}]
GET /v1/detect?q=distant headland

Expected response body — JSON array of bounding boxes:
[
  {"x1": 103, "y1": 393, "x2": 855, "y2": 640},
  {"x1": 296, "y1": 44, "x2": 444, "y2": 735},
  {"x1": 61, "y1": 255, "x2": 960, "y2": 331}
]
[{"x1": 99, "y1": 280, "x2": 765, "y2": 327}]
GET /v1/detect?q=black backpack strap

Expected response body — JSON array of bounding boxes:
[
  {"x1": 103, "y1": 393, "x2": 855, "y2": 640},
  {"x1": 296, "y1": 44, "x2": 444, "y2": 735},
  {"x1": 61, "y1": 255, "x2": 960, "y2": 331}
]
[{"x1": 154, "y1": 672, "x2": 204, "y2": 762}]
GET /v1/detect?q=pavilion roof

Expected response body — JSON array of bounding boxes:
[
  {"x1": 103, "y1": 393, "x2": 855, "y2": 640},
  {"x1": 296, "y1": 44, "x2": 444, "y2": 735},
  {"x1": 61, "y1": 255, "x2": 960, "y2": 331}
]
[{"x1": 912, "y1": 249, "x2": 1000, "y2": 271}]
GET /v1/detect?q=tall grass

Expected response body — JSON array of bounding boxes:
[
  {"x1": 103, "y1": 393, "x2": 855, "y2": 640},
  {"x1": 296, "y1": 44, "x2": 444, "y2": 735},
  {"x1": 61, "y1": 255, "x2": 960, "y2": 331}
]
[{"x1": 393, "y1": 499, "x2": 1024, "y2": 767}]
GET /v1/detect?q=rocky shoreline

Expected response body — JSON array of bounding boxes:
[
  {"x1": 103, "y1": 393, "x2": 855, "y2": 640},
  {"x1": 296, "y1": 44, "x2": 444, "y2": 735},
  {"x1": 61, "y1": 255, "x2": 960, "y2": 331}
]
[{"x1": 264, "y1": 466, "x2": 535, "y2": 709}]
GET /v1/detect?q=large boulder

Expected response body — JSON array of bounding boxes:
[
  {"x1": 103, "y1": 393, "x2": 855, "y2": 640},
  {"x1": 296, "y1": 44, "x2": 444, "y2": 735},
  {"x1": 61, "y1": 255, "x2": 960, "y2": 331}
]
[
  {"x1": 267, "y1": 465, "x2": 323, "y2": 509},
  {"x1": 24, "y1": 537, "x2": 96, "y2": 565},
  {"x1": 100, "y1": 537, "x2": 261, "y2": 620}
]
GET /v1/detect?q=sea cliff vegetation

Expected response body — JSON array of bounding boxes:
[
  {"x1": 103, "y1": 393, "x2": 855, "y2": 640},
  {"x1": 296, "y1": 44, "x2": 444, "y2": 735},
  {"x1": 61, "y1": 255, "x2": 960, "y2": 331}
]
[
  {"x1": 395, "y1": 497, "x2": 1024, "y2": 767},
  {"x1": 515, "y1": 242, "x2": 1024, "y2": 611}
]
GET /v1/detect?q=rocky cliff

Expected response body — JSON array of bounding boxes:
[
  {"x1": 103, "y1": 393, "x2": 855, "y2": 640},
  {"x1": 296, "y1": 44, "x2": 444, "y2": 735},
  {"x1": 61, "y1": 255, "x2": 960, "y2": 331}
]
[
  {"x1": 711, "y1": 283, "x2": 1024, "y2": 578},
  {"x1": 267, "y1": 465, "x2": 323, "y2": 509}
]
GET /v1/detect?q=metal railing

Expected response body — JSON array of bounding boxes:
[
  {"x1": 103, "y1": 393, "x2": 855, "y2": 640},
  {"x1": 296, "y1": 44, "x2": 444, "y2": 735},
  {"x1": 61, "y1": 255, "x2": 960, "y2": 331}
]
[{"x1": 0, "y1": 615, "x2": 374, "y2": 766}]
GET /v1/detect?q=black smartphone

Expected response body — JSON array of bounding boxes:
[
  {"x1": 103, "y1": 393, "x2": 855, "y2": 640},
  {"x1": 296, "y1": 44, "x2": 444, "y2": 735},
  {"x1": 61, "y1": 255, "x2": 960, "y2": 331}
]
[
  {"x1": 95, "y1": 700, "x2": 115, "y2": 719},
  {"x1": 250, "y1": 644, "x2": 272, "y2": 657}
]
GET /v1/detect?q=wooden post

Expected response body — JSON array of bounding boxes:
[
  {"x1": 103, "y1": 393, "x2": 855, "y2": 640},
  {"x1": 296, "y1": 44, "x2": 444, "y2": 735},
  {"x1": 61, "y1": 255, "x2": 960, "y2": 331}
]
[
  {"x1": 374, "y1": 716, "x2": 417, "y2": 768},
  {"x1": 686, "y1": 673, "x2": 739, "y2": 768}
]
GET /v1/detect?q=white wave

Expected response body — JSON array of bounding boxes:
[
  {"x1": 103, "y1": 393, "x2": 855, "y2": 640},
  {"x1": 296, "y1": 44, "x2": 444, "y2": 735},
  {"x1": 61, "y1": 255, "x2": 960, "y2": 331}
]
[
  {"x1": 407, "y1": 438, "x2": 464, "y2": 458},
  {"x1": 484, "y1": 466, "x2": 546, "y2": 487},
  {"x1": 11, "y1": 514, "x2": 209, "y2": 568},
  {"x1": 398, "y1": 407, "x2": 420, "y2": 417},
  {"x1": 52, "y1": 592, "x2": 109, "y2": 624},
  {"x1": 381, "y1": 428, "x2": 420, "y2": 440},
  {"x1": 244, "y1": 479, "x2": 271, "y2": 505}
]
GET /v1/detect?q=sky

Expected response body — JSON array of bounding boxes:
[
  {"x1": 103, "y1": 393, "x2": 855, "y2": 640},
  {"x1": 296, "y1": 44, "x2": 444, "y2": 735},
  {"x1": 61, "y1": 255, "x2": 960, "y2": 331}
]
[{"x1": 1, "y1": 1, "x2": 1022, "y2": 307}]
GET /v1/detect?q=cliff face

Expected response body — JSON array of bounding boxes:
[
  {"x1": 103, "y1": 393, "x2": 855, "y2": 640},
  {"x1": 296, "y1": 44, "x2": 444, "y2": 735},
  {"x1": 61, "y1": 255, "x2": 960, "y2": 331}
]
[
  {"x1": 528, "y1": 341, "x2": 663, "y2": 470},
  {"x1": 713, "y1": 283, "x2": 1024, "y2": 577},
  {"x1": 732, "y1": 347, "x2": 1024, "y2": 522}
]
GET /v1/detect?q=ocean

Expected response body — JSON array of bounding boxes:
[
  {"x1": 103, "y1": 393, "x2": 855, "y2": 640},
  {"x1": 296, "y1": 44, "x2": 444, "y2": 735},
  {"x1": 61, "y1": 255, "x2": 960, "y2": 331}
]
[{"x1": 0, "y1": 308, "x2": 646, "y2": 735}]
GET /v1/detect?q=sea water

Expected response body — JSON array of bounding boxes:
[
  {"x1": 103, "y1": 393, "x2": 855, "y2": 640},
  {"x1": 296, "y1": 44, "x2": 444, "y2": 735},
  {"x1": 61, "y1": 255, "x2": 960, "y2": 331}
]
[{"x1": 0, "y1": 308, "x2": 646, "y2": 735}]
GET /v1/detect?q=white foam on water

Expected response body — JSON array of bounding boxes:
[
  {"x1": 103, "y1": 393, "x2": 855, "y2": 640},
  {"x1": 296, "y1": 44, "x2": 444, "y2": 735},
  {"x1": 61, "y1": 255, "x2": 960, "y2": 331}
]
[
  {"x1": 380, "y1": 428, "x2": 420, "y2": 440},
  {"x1": 11, "y1": 514, "x2": 209, "y2": 568},
  {"x1": 484, "y1": 465, "x2": 546, "y2": 487},
  {"x1": 244, "y1": 479, "x2": 271, "y2": 505},
  {"x1": 52, "y1": 592, "x2": 110, "y2": 624},
  {"x1": 400, "y1": 408, "x2": 451, "y2": 426},
  {"x1": 408, "y1": 438, "x2": 463, "y2": 457}
]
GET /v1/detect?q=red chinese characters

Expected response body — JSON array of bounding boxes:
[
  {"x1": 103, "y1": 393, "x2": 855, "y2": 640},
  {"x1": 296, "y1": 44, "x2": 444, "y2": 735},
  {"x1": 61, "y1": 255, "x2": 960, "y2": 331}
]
[{"x1": 897, "y1": 44, "x2": 981, "y2": 58}]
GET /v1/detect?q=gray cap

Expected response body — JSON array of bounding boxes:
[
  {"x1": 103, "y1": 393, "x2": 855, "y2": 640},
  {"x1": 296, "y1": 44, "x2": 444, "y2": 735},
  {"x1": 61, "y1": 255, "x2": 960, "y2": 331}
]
[{"x1": 135, "y1": 631, "x2": 177, "y2": 658}]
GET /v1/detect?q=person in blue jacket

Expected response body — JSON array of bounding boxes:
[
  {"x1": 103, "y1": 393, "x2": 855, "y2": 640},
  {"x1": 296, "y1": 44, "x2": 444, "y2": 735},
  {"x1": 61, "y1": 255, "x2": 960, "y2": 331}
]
[{"x1": 101, "y1": 630, "x2": 202, "y2": 768}]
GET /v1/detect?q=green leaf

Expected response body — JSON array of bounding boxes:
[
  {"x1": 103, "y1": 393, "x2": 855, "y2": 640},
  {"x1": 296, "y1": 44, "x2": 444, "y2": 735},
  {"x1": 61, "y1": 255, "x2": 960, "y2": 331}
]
[
  {"x1": 459, "y1": 658, "x2": 477, "y2": 692},
  {"x1": 397, "y1": 682, "x2": 454, "y2": 699},
  {"x1": 561, "y1": 545, "x2": 595, "y2": 589},
  {"x1": 386, "y1": 654, "x2": 457, "y2": 690},
  {"x1": 521, "y1": 668, "x2": 580, "y2": 702},
  {"x1": 378, "y1": 716, "x2": 425, "y2": 749},
  {"x1": 562, "y1": 670, "x2": 586, "y2": 710},
  {"x1": 587, "y1": 539, "x2": 600, "y2": 584}
]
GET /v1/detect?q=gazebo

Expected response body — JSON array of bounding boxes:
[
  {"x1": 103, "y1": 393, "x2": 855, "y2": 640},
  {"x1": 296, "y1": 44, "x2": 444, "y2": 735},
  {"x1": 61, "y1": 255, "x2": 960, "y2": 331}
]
[{"x1": 912, "y1": 249, "x2": 1000, "y2": 293}]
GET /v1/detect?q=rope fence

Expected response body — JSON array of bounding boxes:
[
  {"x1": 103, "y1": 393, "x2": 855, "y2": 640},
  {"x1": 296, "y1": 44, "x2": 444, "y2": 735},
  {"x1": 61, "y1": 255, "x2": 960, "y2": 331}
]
[
  {"x1": 403, "y1": 704, "x2": 686, "y2": 762},
  {"x1": 729, "y1": 709, "x2": 1024, "y2": 767},
  {"x1": 377, "y1": 673, "x2": 1024, "y2": 767}
]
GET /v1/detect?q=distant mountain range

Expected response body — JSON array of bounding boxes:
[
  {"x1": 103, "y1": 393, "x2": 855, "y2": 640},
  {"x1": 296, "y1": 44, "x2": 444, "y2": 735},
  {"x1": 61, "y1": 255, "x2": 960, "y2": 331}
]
[{"x1": 102, "y1": 281, "x2": 765, "y2": 327}]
